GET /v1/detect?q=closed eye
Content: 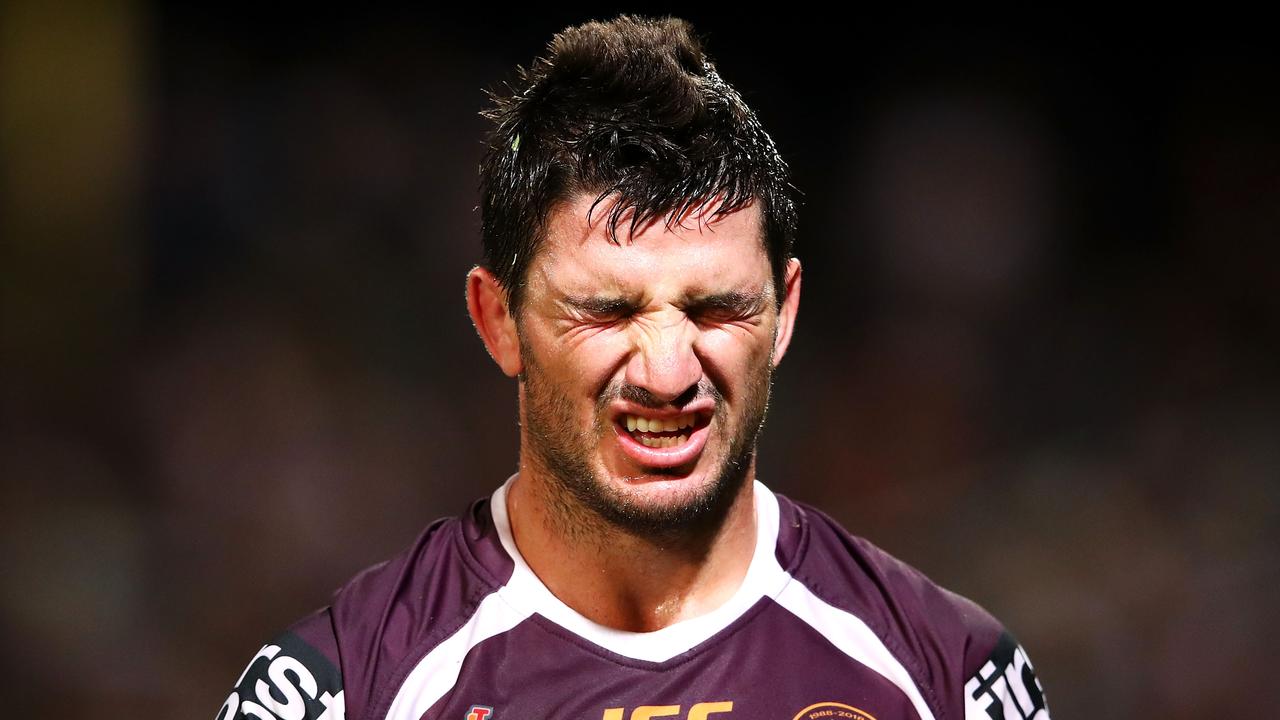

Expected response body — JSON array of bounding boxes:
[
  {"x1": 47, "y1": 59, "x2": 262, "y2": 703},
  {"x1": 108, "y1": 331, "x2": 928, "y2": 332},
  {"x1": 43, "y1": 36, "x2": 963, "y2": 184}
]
[
  {"x1": 691, "y1": 308, "x2": 751, "y2": 324},
  {"x1": 684, "y1": 290, "x2": 767, "y2": 325},
  {"x1": 563, "y1": 295, "x2": 638, "y2": 324}
]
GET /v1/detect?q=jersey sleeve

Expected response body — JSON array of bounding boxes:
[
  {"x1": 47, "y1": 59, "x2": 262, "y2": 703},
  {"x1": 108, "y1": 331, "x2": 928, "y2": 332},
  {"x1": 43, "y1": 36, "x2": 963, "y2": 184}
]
[
  {"x1": 777, "y1": 496, "x2": 1052, "y2": 720},
  {"x1": 963, "y1": 631, "x2": 1050, "y2": 720},
  {"x1": 214, "y1": 608, "x2": 346, "y2": 720}
]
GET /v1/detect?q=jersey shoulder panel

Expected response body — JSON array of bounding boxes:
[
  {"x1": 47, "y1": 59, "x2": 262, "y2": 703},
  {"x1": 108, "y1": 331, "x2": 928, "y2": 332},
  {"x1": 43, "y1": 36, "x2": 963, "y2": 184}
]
[
  {"x1": 774, "y1": 494, "x2": 1048, "y2": 720},
  {"x1": 329, "y1": 498, "x2": 514, "y2": 720}
]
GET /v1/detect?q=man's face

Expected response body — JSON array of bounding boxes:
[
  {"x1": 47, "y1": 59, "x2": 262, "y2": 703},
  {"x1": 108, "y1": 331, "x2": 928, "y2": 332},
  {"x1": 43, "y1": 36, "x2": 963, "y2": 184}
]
[{"x1": 512, "y1": 194, "x2": 798, "y2": 536}]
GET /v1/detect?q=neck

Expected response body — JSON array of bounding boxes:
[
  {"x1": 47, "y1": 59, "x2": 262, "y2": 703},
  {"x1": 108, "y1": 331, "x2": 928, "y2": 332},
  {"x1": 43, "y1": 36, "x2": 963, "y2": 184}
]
[{"x1": 504, "y1": 465, "x2": 759, "y2": 633}]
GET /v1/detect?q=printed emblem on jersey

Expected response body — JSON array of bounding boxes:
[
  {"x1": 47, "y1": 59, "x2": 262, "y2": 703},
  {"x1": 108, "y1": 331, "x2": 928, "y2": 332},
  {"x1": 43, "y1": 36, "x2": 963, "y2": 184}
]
[
  {"x1": 964, "y1": 632, "x2": 1048, "y2": 720},
  {"x1": 791, "y1": 702, "x2": 876, "y2": 720},
  {"x1": 217, "y1": 631, "x2": 346, "y2": 720},
  {"x1": 465, "y1": 705, "x2": 494, "y2": 720}
]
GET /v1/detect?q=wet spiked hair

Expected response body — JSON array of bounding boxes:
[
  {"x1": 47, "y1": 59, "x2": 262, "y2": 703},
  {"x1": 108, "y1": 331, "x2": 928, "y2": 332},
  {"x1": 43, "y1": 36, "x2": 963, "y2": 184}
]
[{"x1": 479, "y1": 14, "x2": 798, "y2": 311}]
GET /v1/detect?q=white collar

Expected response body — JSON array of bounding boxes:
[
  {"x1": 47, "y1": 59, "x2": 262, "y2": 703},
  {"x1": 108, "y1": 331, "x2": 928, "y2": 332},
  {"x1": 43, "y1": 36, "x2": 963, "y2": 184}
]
[{"x1": 488, "y1": 478, "x2": 790, "y2": 662}]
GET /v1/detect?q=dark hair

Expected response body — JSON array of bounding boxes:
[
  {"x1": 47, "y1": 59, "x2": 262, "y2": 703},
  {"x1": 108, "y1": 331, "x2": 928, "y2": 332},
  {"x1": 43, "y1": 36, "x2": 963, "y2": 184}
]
[{"x1": 479, "y1": 14, "x2": 798, "y2": 311}]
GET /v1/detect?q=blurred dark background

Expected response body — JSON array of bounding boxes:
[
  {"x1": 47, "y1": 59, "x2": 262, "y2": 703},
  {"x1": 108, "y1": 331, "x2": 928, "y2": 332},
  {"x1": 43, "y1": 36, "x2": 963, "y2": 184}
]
[{"x1": 3, "y1": 4, "x2": 1277, "y2": 718}]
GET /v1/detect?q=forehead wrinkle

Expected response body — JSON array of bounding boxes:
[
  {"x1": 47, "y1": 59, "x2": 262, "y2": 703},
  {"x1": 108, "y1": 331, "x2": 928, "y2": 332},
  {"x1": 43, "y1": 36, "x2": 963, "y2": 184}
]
[{"x1": 543, "y1": 264, "x2": 635, "y2": 303}]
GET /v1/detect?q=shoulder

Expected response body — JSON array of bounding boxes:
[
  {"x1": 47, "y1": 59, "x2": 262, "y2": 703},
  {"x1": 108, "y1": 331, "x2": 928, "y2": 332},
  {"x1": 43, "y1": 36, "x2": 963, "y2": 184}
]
[
  {"x1": 218, "y1": 496, "x2": 514, "y2": 720},
  {"x1": 771, "y1": 492, "x2": 1050, "y2": 720},
  {"x1": 774, "y1": 494, "x2": 1004, "y2": 670}
]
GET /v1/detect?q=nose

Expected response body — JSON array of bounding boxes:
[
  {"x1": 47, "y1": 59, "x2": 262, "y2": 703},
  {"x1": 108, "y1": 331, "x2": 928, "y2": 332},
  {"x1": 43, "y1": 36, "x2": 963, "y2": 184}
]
[{"x1": 624, "y1": 313, "x2": 702, "y2": 404}]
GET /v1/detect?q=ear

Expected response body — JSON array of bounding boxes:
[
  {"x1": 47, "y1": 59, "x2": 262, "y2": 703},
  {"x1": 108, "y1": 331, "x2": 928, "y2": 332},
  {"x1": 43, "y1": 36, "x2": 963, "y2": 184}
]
[
  {"x1": 466, "y1": 266, "x2": 523, "y2": 377},
  {"x1": 770, "y1": 258, "x2": 802, "y2": 367}
]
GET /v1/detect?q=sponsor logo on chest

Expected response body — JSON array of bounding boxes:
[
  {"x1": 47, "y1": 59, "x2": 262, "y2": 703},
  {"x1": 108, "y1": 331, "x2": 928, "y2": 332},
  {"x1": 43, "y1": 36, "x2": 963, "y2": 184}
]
[{"x1": 601, "y1": 702, "x2": 733, "y2": 720}]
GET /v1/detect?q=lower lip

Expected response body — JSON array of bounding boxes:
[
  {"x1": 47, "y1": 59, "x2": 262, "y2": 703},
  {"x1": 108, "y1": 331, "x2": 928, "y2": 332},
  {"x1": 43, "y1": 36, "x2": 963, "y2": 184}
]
[{"x1": 612, "y1": 419, "x2": 710, "y2": 469}]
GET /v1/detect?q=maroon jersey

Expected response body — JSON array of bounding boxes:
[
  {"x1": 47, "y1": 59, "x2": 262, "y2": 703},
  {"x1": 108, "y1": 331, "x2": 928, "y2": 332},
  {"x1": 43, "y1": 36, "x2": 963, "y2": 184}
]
[{"x1": 216, "y1": 481, "x2": 1049, "y2": 720}]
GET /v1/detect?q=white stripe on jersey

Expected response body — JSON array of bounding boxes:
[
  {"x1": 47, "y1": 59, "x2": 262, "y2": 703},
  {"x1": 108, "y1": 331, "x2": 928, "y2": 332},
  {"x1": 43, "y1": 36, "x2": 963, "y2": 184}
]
[
  {"x1": 383, "y1": 591, "x2": 531, "y2": 720},
  {"x1": 773, "y1": 579, "x2": 936, "y2": 720}
]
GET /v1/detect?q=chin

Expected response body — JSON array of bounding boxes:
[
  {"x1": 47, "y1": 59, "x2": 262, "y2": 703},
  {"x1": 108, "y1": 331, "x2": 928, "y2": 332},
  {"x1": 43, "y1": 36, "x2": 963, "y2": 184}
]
[
  {"x1": 617, "y1": 471, "x2": 712, "y2": 502},
  {"x1": 585, "y1": 455, "x2": 748, "y2": 534}
]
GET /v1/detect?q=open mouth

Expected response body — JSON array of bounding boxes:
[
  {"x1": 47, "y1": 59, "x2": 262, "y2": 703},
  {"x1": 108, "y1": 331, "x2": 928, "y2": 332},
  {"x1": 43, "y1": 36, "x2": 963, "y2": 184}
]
[{"x1": 618, "y1": 412, "x2": 705, "y2": 448}]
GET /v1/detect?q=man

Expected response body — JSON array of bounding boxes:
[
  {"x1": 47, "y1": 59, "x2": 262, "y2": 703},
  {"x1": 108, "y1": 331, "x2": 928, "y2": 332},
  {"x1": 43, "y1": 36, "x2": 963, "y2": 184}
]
[{"x1": 216, "y1": 15, "x2": 1049, "y2": 720}]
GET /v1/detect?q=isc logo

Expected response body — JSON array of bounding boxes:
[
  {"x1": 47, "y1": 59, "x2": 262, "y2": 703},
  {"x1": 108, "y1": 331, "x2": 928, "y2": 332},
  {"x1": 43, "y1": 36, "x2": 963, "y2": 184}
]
[{"x1": 602, "y1": 702, "x2": 733, "y2": 720}]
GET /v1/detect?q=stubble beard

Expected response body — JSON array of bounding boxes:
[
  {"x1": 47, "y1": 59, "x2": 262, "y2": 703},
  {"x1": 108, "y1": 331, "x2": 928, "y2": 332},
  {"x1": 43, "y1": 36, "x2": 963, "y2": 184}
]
[{"x1": 519, "y1": 339, "x2": 774, "y2": 548}]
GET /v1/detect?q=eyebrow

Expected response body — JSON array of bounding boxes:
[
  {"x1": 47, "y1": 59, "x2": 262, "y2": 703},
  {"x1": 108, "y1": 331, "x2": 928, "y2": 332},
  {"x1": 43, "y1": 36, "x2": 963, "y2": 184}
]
[
  {"x1": 561, "y1": 288, "x2": 768, "y2": 316},
  {"x1": 681, "y1": 289, "x2": 768, "y2": 315}
]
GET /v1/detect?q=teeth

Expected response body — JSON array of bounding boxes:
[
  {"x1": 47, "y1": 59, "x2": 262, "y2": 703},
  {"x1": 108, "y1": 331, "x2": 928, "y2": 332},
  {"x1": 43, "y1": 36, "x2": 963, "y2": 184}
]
[
  {"x1": 635, "y1": 434, "x2": 693, "y2": 449},
  {"x1": 623, "y1": 413, "x2": 698, "y2": 432}
]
